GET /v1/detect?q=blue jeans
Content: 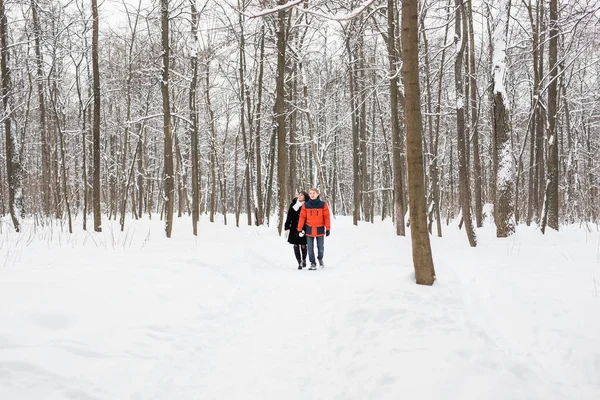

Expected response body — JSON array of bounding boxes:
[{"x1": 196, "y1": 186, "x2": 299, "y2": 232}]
[{"x1": 306, "y1": 236, "x2": 324, "y2": 264}]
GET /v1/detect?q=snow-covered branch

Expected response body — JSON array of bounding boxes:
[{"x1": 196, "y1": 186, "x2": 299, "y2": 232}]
[
  {"x1": 242, "y1": 0, "x2": 305, "y2": 19},
  {"x1": 243, "y1": 0, "x2": 379, "y2": 21},
  {"x1": 300, "y1": 0, "x2": 379, "y2": 21}
]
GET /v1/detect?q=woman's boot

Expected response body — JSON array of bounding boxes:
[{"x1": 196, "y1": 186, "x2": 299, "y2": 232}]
[{"x1": 293, "y1": 246, "x2": 302, "y2": 269}]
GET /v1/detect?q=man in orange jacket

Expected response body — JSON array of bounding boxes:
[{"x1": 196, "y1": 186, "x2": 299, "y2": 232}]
[{"x1": 297, "y1": 187, "x2": 331, "y2": 270}]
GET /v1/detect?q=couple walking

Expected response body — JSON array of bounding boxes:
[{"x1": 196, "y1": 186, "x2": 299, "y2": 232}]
[{"x1": 284, "y1": 188, "x2": 331, "y2": 270}]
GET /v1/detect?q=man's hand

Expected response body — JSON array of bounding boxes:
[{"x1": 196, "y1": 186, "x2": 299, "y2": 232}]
[{"x1": 326, "y1": 230, "x2": 330, "y2": 237}]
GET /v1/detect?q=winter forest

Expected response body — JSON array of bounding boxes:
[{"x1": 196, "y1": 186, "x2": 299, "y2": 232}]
[
  {"x1": 2, "y1": 1, "x2": 600, "y2": 398},
  {"x1": 1, "y1": 0, "x2": 600, "y2": 256}
]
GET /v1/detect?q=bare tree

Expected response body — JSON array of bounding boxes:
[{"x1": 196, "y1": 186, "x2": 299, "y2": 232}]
[
  {"x1": 275, "y1": 0, "x2": 288, "y2": 235},
  {"x1": 190, "y1": 0, "x2": 200, "y2": 235},
  {"x1": 466, "y1": 0, "x2": 483, "y2": 228},
  {"x1": 31, "y1": 0, "x2": 52, "y2": 216},
  {"x1": 160, "y1": 0, "x2": 174, "y2": 237},
  {"x1": 492, "y1": 0, "x2": 515, "y2": 237},
  {"x1": 0, "y1": 0, "x2": 23, "y2": 232},
  {"x1": 454, "y1": 0, "x2": 477, "y2": 247},
  {"x1": 254, "y1": 24, "x2": 266, "y2": 225},
  {"x1": 91, "y1": 0, "x2": 102, "y2": 232},
  {"x1": 402, "y1": 0, "x2": 436, "y2": 285},
  {"x1": 385, "y1": 0, "x2": 405, "y2": 236},
  {"x1": 541, "y1": 0, "x2": 559, "y2": 233}
]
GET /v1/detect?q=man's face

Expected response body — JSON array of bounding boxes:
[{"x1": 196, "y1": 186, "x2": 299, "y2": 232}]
[{"x1": 309, "y1": 190, "x2": 318, "y2": 199}]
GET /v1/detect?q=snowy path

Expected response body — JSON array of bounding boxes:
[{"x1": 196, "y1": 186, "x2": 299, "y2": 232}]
[{"x1": 0, "y1": 217, "x2": 599, "y2": 399}]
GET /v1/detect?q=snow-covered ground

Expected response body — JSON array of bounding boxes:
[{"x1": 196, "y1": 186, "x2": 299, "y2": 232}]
[{"x1": 1, "y1": 215, "x2": 599, "y2": 400}]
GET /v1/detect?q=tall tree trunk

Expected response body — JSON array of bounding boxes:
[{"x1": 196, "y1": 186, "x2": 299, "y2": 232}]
[
  {"x1": 190, "y1": 0, "x2": 200, "y2": 235},
  {"x1": 535, "y1": 0, "x2": 546, "y2": 219},
  {"x1": 254, "y1": 26, "x2": 266, "y2": 225},
  {"x1": 206, "y1": 62, "x2": 217, "y2": 223},
  {"x1": 466, "y1": 0, "x2": 483, "y2": 227},
  {"x1": 347, "y1": 30, "x2": 361, "y2": 226},
  {"x1": 119, "y1": 5, "x2": 141, "y2": 231},
  {"x1": 238, "y1": 1, "x2": 252, "y2": 225},
  {"x1": 0, "y1": 0, "x2": 22, "y2": 232},
  {"x1": 91, "y1": 0, "x2": 102, "y2": 232},
  {"x1": 137, "y1": 126, "x2": 144, "y2": 218},
  {"x1": 454, "y1": 0, "x2": 477, "y2": 247},
  {"x1": 160, "y1": 0, "x2": 174, "y2": 237},
  {"x1": 48, "y1": 79, "x2": 73, "y2": 233},
  {"x1": 31, "y1": 0, "x2": 52, "y2": 216},
  {"x1": 265, "y1": 130, "x2": 276, "y2": 225},
  {"x1": 525, "y1": 0, "x2": 545, "y2": 225},
  {"x1": 586, "y1": 123, "x2": 597, "y2": 221},
  {"x1": 420, "y1": 0, "x2": 450, "y2": 237},
  {"x1": 492, "y1": 0, "x2": 515, "y2": 238},
  {"x1": 82, "y1": 105, "x2": 88, "y2": 230},
  {"x1": 358, "y1": 32, "x2": 370, "y2": 223},
  {"x1": 401, "y1": 0, "x2": 436, "y2": 285},
  {"x1": 541, "y1": 0, "x2": 559, "y2": 233},
  {"x1": 275, "y1": 1, "x2": 288, "y2": 235},
  {"x1": 385, "y1": 0, "x2": 406, "y2": 235}
]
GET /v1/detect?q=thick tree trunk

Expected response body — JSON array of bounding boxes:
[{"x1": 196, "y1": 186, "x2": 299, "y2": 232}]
[
  {"x1": 492, "y1": 0, "x2": 515, "y2": 238},
  {"x1": 160, "y1": 0, "x2": 174, "y2": 237},
  {"x1": 401, "y1": 0, "x2": 436, "y2": 285},
  {"x1": 385, "y1": 0, "x2": 405, "y2": 235},
  {"x1": 542, "y1": 0, "x2": 559, "y2": 233},
  {"x1": 275, "y1": 1, "x2": 288, "y2": 235},
  {"x1": 0, "y1": 0, "x2": 22, "y2": 232}
]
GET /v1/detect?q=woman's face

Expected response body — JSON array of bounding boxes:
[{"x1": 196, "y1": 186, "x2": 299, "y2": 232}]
[
  {"x1": 297, "y1": 192, "x2": 305, "y2": 201},
  {"x1": 309, "y1": 190, "x2": 318, "y2": 199}
]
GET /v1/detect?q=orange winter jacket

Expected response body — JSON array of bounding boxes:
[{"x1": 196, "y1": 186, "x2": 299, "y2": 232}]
[{"x1": 297, "y1": 198, "x2": 331, "y2": 237}]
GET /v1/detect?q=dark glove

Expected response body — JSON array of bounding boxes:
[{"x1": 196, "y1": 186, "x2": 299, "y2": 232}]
[{"x1": 326, "y1": 230, "x2": 330, "y2": 237}]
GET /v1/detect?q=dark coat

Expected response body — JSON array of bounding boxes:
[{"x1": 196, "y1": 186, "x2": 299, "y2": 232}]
[{"x1": 285, "y1": 198, "x2": 307, "y2": 245}]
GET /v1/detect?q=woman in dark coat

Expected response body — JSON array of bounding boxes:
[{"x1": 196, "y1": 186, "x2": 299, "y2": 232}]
[{"x1": 284, "y1": 191, "x2": 309, "y2": 269}]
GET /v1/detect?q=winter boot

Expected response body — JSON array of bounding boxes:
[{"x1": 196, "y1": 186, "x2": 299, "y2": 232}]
[{"x1": 293, "y1": 246, "x2": 302, "y2": 267}]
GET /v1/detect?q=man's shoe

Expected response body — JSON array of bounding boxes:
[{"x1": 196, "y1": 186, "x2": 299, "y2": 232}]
[{"x1": 309, "y1": 263, "x2": 317, "y2": 270}]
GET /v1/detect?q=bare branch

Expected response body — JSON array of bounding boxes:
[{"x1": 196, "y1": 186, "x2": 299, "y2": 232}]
[
  {"x1": 243, "y1": 0, "x2": 379, "y2": 21},
  {"x1": 242, "y1": 0, "x2": 305, "y2": 18}
]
